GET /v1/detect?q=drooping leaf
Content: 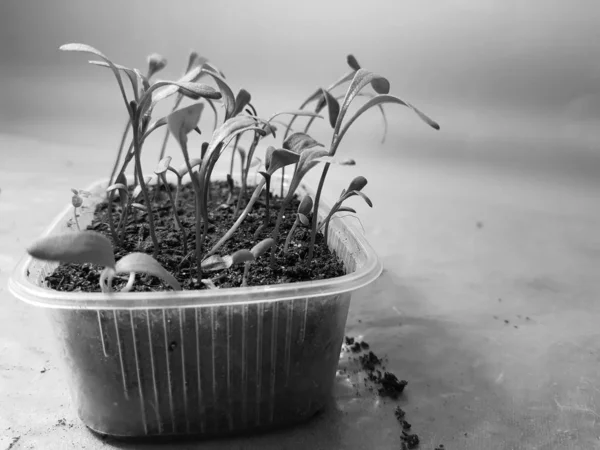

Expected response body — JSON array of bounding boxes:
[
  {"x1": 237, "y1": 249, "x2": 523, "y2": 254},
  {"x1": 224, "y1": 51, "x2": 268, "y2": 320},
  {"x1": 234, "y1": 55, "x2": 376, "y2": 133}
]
[
  {"x1": 266, "y1": 148, "x2": 300, "y2": 175},
  {"x1": 167, "y1": 103, "x2": 205, "y2": 145},
  {"x1": 89, "y1": 60, "x2": 141, "y2": 101},
  {"x1": 115, "y1": 252, "x2": 181, "y2": 291},
  {"x1": 154, "y1": 156, "x2": 172, "y2": 175},
  {"x1": 60, "y1": 43, "x2": 130, "y2": 110},
  {"x1": 347, "y1": 175, "x2": 368, "y2": 192},
  {"x1": 335, "y1": 69, "x2": 391, "y2": 140},
  {"x1": 336, "y1": 206, "x2": 357, "y2": 214},
  {"x1": 336, "y1": 94, "x2": 440, "y2": 149},
  {"x1": 149, "y1": 65, "x2": 202, "y2": 105},
  {"x1": 347, "y1": 190, "x2": 373, "y2": 207},
  {"x1": 200, "y1": 64, "x2": 236, "y2": 119},
  {"x1": 147, "y1": 53, "x2": 167, "y2": 78},
  {"x1": 251, "y1": 238, "x2": 275, "y2": 258},
  {"x1": 232, "y1": 88, "x2": 251, "y2": 117},
  {"x1": 27, "y1": 230, "x2": 115, "y2": 268},
  {"x1": 282, "y1": 132, "x2": 323, "y2": 154},
  {"x1": 347, "y1": 54, "x2": 361, "y2": 71},
  {"x1": 298, "y1": 195, "x2": 313, "y2": 215},
  {"x1": 298, "y1": 213, "x2": 309, "y2": 226},
  {"x1": 201, "y1": 254, "x2": 233, "y2": 272},
  {"x1": 152, "y1": 81, "x2": 221, "y2": 102},
  {"x1": 231, "y1": 249, "x2": 255, "y2": 265}
]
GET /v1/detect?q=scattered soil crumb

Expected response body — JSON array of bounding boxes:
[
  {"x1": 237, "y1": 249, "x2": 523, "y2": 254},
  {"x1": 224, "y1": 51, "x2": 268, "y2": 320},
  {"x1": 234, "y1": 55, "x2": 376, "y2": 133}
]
[
  {"x1": 525, "y1": 316, "x2": 531, "y2": 321},
  {"x1": 504, "y1": 319, "x2": 509, "y2": 324},
  {"x1": 394, "y1": 406, "x2": 406, "y2": 421},
  {"x1": 434, "y1": 445, "x2": 445, "y2": 450},
  {"x1": 7, "y1": 436, "x2": 21, "y2": 450},
  {"x1": 400, "y1": 430, "x2": 420, "y2": 449}
]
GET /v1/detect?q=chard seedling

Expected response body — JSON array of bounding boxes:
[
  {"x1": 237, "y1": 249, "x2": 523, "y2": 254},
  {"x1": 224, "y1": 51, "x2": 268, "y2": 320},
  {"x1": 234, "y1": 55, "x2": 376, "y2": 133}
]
[
  {"x1": 26, "y1": 230, "x2": 181, "y2": 293},
  {"x1": 70, "y1": 188, "x2": 91, "y2": 231},
  {"x1": 154, "y1": 156, "x2": 188, "y2": 255},
  {"x1": 284, "y1": 195, "x2": 313, "y2": 254},
  {"x1": 319, "y1": 176, "x2": 372, "y2": 244},
  {"x1": 201, "y1": 238, "x2": 273, "y2": 287}
]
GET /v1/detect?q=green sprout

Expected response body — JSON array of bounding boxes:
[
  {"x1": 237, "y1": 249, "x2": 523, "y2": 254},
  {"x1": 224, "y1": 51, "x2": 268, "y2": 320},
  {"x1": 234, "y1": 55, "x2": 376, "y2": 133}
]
[
  {"x1": 284, "y1": 195, "x2": 313, "y2": 254},
  {"x1": 201, "y1": 238, "x2": 273, "y2": 287},
  {"x1": 70, "y1": 188, "x2": 91, "y2": 231}
]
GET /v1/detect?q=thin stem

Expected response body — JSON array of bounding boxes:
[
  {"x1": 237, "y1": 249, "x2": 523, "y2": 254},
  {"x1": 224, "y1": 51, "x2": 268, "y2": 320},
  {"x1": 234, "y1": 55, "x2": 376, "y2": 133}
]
[
  {"x1": 133, "y1": 127, "x2": 160, "y2": 257},
  {"x1": 106, "y1": 193, "x2": 121, "y2": 245},
  {"x1": 160, "y1": 174, "x2": 188, "y2": 256},
  {"x1": 108, "y1": 119, "x2": 132, "y2": 188},
  {"x1": 307, "y1": 163, "x2": 331, "y2": 262},
  {"x1": 206, "y1": 178, "x2": 266, "y2": 257},
  {"x1": 73, "y1": 207, "x2": 81, "y2": 231},
  {"x1": 283, "y1": 217, "x2": 299, "y2": 254},
  {"x1": 241, "y1": 262, "x2": 250, "y2": 287}
]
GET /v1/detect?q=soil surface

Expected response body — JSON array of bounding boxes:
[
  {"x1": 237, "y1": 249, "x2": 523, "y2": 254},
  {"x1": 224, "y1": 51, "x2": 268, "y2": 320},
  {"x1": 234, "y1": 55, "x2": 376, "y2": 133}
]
[{"x1": 46, "y1": 181, "x2": 345, "y2": 292}]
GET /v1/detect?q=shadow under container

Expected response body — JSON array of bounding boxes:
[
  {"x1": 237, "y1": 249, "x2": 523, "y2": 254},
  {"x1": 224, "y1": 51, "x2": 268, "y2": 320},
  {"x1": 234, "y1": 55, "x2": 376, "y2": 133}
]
[{"x1": 8, "y1": 180, "x2": 383, "y2": 439}]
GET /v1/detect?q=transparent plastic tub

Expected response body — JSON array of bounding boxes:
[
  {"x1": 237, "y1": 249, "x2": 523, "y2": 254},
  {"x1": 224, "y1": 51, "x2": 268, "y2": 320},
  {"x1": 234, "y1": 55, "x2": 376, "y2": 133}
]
[{"x1": 8, "y1": 177, "x2": 383, "y2": 439}]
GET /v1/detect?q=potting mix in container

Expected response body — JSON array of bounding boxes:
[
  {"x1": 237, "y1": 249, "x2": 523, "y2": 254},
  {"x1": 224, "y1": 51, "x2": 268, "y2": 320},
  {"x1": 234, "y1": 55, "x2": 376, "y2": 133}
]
[{"x1": 8, "y1": 44, "x2": 439, "y2": 439}]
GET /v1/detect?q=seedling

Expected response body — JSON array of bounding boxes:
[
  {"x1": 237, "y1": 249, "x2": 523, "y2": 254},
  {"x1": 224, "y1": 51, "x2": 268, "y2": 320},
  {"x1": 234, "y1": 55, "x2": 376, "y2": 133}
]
[
  {"x1": 39, "y1": 43, "x2": 440, "y2": 293},
  {"x1": 26, "y1": 231, "x2": 181, "y2": 293},
  {"x1": 201, "y1": 238, "x2": 274, "y2": 287},
  {"x1": 318, "y1": 176, "x2": 372, "y2": 243},
  {"x1": 70, "y1": 189, "x2": 91, "y2": 231},
  {"x1": 284, "y1": 195, "x2": 313, "y2": 254}
]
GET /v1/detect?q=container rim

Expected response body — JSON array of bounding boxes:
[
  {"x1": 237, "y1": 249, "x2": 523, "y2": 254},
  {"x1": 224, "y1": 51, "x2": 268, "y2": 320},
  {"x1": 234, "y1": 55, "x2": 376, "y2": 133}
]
[{"x1": 8, "y1": 175, "x2": 383, "y2": 310}]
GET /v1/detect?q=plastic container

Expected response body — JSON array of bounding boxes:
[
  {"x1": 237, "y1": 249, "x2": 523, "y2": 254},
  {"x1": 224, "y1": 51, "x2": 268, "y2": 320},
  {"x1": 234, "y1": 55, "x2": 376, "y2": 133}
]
[{"x1": 8, "y1": 178, "x2": 383, "y2": 439}]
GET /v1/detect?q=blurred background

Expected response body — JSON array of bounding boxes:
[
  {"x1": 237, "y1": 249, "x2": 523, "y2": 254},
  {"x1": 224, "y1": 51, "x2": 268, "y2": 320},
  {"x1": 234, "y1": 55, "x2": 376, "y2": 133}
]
[{"x1": 1, "y1": 0, "x2": 600, "y2": 185}]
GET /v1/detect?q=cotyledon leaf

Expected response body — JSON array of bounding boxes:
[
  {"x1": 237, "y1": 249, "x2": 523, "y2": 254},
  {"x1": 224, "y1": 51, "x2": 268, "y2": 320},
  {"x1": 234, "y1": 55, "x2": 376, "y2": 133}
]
[{"x1": 115, "y1": 252, "x2": 181, "y2": 291}]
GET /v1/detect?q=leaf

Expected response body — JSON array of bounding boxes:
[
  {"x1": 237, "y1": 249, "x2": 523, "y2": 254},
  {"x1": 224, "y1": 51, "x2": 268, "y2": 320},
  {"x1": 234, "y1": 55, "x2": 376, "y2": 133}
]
[
  {"x1": 298, "y1": 213, "x2": 309, "y2": 226},
  {"x1": 147, "y1": 53, "x2": 167, "y2": 78},
  {"x1": 143, "y1": 116, "x2": 168, "y2": 140},
  {"x1": 319, "y1": 88, "x2": 340, "y2": 128},
  {"x1": 335, "y1": 69, "x2": 391, "y2": 140},
  {"x1": 348, "y1": 190, "x2": 373, "y2": 207},
  {"x1": 226, "y1": 173, "x2": 234, "y2": 190},
  {"x1": 201, "y1": 279, "x2": 219, "y2": 289},
  {"x1": 70, "y1": 188, "x2": 79, "y2": 195},
  {"x1": 131, "y1": 203, "x2": 147, "y2": 211},
  {"x1": 251, "y1": 238, "x2": 275, "y2": 258},
  {"x1": 167, "y1": 103, "x2": 205, "y2": 145},
  {"x1": 336, "y1": 94, "x2": 440, "y2": 148},
  {"x1": 231, "y1": 249, "x2": 255, "y2": 265},
  {"x1": 347, "y1": 175, "x2": 368, "y2": 192},
  {"x1": 285, "y1": 147, "x2": 330, "y2": 197},
  {"x1": 282, "y1": 132, "x2": 323, "y2": 154},
  {"x1": 258, "y1": 171, "x2": 270, "y2": 181},
  {"x1": 315, "y1": 156, "x2": 357, "y2": 165},
  {"x1": 89, "y1": 60, "x2": 140, "y2": 101},
  {"x1": 266, "y1": 148, "x2": 300, "y2": 175},
  {"x1": 116, "y1": 172, "x2": 128, "y2": 188},
  {"x1": 152, "y1": 80, "x2": 221, "y2": 101},
  {"x1": 298, "y1": 195, "x2": 313, "y2": 215},
  {"x1": 106, "y1": 183, "x2": 128, "y2": 194},
  {"x1": 154, "y1": 156, "x2": 172, "y2": 175},
  {"x1": 201, "y1": 254, "x2": 233, "y2": 272},
  {"x1": 115, "y1": 252, "x2": 181, "y2": 291},
  {"x1": 232, "y1": 88, "x2": 251, "y2": 117},
  {"x1": 177, "y1": 158, "x2": 202, "y2": 178},
  {"x1": 268, "y1": 110, "x2": 324, "y2": 122},
  {"x1": 27, "y1": 230, "x2": 115, "y2": 268},
  {"x1": 60, "y1": 43, "x2": 130, "y2": 110},
  {"x1": 149, "y1": 65, "x2": 201, "y2": 105},
  {"x1": 71, "y1": 195, "x2": 83, "y2": 208},
  {"x1": 132, "y1": 177, "x2": 152, "y2": 200},
  {"x1": 336, "y1": 206, "x2": 357, "y2": 214},
  {"x1": 250, "y1": 157, "x2": 261, "y2": 169},
  {"x1": 200, "y1": 64, "x2": 236, "y2": 119},
  {"x1": 347, "y1": 54, "x2": 361, "y2": 71}
]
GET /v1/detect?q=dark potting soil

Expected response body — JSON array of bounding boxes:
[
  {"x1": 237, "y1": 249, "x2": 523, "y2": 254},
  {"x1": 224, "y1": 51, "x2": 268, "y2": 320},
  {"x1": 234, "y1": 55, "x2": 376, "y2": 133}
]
[
  {"x1": 46, "y1": 181, "x2": 346, "y2": 292},
  {"x1": 343, "y1": 336, "x2": 421, "y2": 449}
]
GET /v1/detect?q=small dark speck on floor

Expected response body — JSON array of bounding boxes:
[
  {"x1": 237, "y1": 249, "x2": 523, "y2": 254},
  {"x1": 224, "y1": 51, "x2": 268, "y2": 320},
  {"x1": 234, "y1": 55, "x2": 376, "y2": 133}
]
[{"x1": 504, "y1": 319, "x2": 510, "y2": 324}]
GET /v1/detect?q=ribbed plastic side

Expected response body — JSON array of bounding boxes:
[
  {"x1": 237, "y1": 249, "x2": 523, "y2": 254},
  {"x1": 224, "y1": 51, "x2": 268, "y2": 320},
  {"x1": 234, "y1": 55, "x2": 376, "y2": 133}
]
[{"x1": 49, "y1": 292, "x2": 350, "y2": 437}]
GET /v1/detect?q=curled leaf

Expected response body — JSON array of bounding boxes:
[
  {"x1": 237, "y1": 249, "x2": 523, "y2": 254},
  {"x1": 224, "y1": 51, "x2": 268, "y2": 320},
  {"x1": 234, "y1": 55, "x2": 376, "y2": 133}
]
[
  {"x1": 147, "y1": 53, "x2": 167, "y2": 78},
  {"x1": 231, "y1": 249, "x2": 255, "y2": 265},
  {"x1": 201, "y1": 254, "x2": 233, "y2": 272},
  {"x1": 155, "y1": 156, "x2": 172, "y2": 175},
  {"x1": 319, "y1": 88, "x2": 340, "y2": 128},
  {"x1": 347, "y1": 176, "x2": 368, "y2": 192},
  {"x1": 283, "y1": 132, "x2": 323, "y2": 154},
  {"x1": 200, "y1": 64, "x2": 236, "y2": 119},
  {"x1": 298, "y1": 195, "x2": 313, "y2": 215},
  {"x1": 115, "y1": 252, "x2": 181, "y2": 291},
  {"x1": 251, "y1": 238, "x2": 275, "y2": 258},
  {"x1": 27, "y1": 230, "x2": 116, "y2": 268}
]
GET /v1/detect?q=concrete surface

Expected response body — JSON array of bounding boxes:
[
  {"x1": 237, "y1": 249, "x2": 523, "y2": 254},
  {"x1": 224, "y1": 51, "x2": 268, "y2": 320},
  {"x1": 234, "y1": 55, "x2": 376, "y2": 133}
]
[{"x1": 1, "y1": 129, "x2": 600, "y2": 450}]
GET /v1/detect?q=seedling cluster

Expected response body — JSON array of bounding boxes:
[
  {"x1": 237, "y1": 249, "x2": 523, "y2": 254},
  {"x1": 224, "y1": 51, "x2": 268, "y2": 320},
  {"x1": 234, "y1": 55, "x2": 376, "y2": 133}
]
[{"x1": 27, "y1": 43, "x2": 439, "y2": 292}]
